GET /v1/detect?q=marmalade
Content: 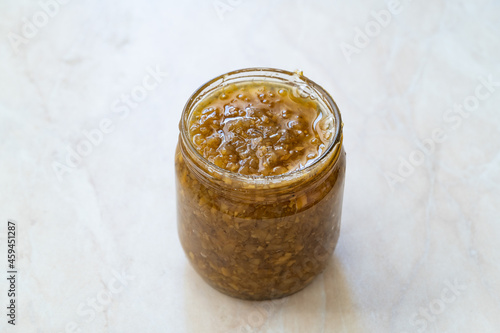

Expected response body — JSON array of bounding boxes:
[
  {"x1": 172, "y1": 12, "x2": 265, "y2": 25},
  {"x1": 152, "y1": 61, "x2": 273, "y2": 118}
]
[{"x1": 176, "y1": 68, "x2": 346, "y2": 300}]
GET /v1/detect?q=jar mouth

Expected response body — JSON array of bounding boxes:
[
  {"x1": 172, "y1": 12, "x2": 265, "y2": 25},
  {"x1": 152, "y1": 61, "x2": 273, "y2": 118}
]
[{"x1": 180, "y1": 67, "x2": 343, "y2": 184}]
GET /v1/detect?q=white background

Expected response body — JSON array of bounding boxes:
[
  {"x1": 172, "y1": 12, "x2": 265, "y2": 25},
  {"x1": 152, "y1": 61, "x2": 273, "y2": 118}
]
[{"x1": 0, "y1": 0, "x2": 499, "y2": 332}]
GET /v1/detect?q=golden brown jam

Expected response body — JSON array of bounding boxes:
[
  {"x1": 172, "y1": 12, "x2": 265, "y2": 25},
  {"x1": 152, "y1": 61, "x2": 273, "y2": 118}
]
[
  {"x1": 188, "y1": 82, "x2": 328, "y2": 176},
  {"x1": 176, "y1": 69, "x2": 346, "y2": 300}
]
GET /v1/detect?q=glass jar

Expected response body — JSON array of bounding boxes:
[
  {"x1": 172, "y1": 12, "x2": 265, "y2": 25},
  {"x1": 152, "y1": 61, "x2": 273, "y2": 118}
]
[{"x1": 175, "y1": 68, "x2": 346, "y2": 300}]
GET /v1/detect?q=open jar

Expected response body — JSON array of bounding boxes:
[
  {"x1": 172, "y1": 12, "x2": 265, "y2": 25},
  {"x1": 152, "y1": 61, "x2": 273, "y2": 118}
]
[{"x1": 175, "y1": 68, "x2": 346, "y2": 300}]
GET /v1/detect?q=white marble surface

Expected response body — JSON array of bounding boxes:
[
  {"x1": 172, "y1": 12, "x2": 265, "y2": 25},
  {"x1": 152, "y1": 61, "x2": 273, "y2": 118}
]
[{"x1": 1, "y1": 0, "x2": 499, "y2": 332}]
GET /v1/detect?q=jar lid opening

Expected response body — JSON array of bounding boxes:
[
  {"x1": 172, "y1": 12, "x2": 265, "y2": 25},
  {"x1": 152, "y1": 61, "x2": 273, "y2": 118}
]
[{"x1": 180, "y1": 67, "x2": 343, "y2": 185}]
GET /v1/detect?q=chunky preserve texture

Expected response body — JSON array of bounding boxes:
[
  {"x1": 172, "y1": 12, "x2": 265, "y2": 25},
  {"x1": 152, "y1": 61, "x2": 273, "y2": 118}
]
[
  {"x1": 176, "y1": 77, "x2": 346, "y2": 300},
  {"x1": 188, "y1": 82, "x2": 329, "y2": 176}
]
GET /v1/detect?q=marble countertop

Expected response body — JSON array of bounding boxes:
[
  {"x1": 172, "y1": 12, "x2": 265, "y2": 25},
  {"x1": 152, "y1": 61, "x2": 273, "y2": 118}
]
[{"x1": 1, "y1": 0, "x2": 499, "y2": 332}]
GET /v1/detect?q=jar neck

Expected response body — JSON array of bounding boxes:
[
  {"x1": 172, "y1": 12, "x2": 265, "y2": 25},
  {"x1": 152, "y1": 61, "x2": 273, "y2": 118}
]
[{"x1": 178, "y1": 132, "x2": 343, "y2": 202}]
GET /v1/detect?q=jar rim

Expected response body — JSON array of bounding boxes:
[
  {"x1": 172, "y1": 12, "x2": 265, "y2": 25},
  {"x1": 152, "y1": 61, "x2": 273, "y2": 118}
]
[{"x1": 179, "y1": 67, "x2": 343, "y2": 185}]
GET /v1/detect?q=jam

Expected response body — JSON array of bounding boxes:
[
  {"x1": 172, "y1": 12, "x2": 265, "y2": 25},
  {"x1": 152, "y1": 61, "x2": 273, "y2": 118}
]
[{"x1": 176, "y1": 68, "x2": 346, "y2": 300}]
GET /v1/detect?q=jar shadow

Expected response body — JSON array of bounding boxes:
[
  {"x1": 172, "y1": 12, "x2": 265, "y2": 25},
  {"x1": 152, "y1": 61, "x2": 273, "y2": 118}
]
[{"x1": 182, "y1": 255, "x2": 363, "y2": 333}]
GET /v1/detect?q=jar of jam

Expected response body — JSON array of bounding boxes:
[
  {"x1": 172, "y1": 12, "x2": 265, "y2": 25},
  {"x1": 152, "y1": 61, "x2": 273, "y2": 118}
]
[{"x1": 175, "y1": 68, "x2": 346, "y2": 300}]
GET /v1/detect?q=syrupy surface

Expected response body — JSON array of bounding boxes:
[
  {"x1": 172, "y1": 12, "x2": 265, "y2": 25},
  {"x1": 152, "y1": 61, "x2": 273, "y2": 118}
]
[{"x1": 188, "y1": 82, "x2": 329, "y2": 176}]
